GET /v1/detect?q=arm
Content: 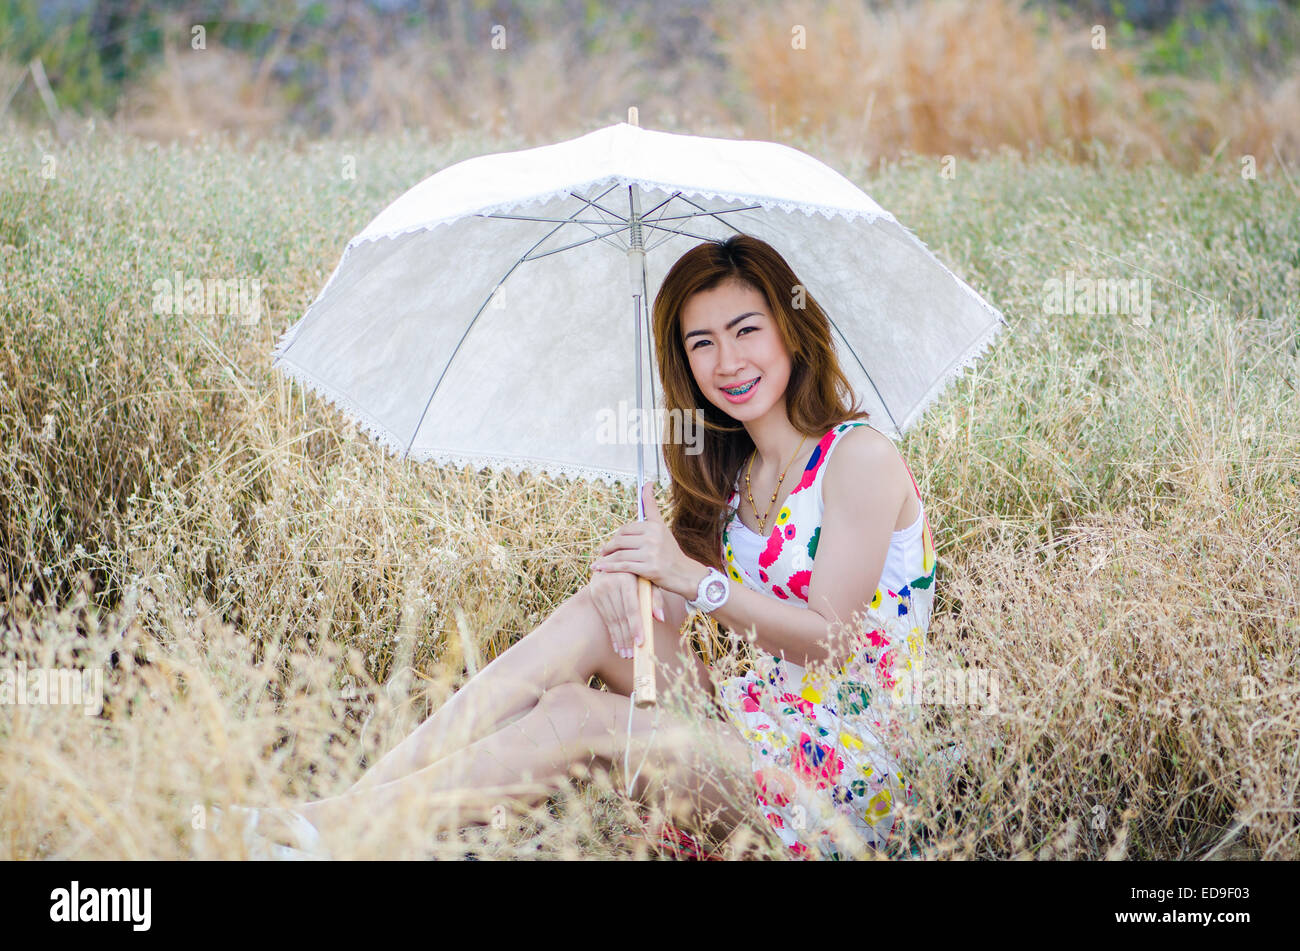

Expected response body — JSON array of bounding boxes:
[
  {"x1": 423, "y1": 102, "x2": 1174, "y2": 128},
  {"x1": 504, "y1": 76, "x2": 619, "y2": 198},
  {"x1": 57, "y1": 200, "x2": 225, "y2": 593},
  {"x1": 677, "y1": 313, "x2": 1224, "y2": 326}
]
[{"x1": 670, "y1": 428, "x2": 908, "y2": 669}]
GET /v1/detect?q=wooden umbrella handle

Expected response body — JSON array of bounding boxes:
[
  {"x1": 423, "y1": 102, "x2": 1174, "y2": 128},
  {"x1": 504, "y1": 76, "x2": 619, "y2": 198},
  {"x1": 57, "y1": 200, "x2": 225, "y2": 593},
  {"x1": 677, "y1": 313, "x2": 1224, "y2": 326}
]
[{"x1": 633, "y1": 575, "x2": 656, "y2": 707}]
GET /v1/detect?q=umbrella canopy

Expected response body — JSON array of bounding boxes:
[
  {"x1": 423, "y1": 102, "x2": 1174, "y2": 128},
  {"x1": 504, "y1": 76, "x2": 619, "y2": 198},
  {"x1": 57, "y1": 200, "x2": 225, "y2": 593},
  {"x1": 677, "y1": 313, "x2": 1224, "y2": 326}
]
[{"x1": 271, "y1": 121, "x2": 1006, "y2": 487}]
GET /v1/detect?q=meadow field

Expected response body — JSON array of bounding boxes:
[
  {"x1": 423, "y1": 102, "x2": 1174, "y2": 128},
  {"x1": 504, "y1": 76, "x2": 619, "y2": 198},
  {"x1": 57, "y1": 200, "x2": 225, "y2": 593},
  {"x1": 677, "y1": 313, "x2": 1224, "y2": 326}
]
[
  {"x1": 2, "y1": 0, "x2": 1299, "y2": 861},
  {"x1": 1, "y1": 121, "x2": 1296, "y2": 859}
]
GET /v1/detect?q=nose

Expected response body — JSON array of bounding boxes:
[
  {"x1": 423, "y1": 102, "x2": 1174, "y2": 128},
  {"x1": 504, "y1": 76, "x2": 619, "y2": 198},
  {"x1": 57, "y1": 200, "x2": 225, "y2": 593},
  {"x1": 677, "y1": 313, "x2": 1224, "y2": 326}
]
[{"x1": 714, "y1": 336, "x2": 746, "y2": 376}]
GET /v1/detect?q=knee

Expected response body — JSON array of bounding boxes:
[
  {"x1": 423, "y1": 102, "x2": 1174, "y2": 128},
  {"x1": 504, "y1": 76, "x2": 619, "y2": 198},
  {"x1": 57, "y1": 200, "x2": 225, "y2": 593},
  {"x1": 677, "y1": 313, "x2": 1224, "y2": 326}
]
[
  {"x1": 531, "y1": 683, "x2": 616, "y2": 760},
  {"x1": 573, "y1": 581, "x2": 596, "y2": 610},
  {"x1": 570, "y1": 581, "x2": 607, "y2": 626},
  {"x1": 534, "y1": 681, "x2": 595, "y2": 717}
]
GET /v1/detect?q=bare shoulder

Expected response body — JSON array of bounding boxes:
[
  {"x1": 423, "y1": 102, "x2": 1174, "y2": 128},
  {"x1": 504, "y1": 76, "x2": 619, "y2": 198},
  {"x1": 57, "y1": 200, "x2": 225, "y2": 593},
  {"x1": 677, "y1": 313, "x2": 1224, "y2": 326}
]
[
  {"x1": 829, "y1": 423, "x2": 903, "y2": 472},
  {"x1": 821, "y1": 424, "x2": 910, "y2": 515}
]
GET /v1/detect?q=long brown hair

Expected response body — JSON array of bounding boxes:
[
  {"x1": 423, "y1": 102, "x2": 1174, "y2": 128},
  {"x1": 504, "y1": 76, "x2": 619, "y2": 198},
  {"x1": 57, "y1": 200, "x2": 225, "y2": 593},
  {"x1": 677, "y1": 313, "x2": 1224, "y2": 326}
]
[{"x1": 653, "y1": 234, "x2": 868, "y2": 573}]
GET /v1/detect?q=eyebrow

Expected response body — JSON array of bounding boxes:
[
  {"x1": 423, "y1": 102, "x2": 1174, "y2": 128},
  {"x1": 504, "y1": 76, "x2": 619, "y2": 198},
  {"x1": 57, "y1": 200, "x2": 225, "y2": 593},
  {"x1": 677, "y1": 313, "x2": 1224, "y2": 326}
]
[{"x1": 683, "y1": 311, "x2": 763, "y2": 341}]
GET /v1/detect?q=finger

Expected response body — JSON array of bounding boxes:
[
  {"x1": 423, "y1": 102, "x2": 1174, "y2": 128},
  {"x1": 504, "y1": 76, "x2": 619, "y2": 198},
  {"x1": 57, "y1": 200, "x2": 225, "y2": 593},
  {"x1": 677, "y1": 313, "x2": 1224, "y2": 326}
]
[
  {"x1": 609, "y1": 574, "x2": 628, "y2": 658},
  {"x1": 604, "y1": 579, "x2": 626, "y2": 657},
  {"x1": 621, "y1": 574, "x2": 640, "y2": 655},
  {"x1": 599, "y1": 529, "x2": 644, "y2": 556},
  {"x1": 593, "y1": 587, "x2": 618, "y2": 653},
  {"x1": 653, "y1": 587, "x2": 665, "y2": 623},
  {"x1": 627, "y1": 577, "x2": 647, "y2": 649},
  {"x1": 596, "y1": 555, "x2": 645, "y2": 576},
  {"x1": 630, "y1": 604, "x2": 645, "y2": 650},
  {"x1": 643, "y1": 481, "x2": 664, "y2": 522},
  {"x1": 601, "y1": 582, "x2": 629, "y2": 657}
]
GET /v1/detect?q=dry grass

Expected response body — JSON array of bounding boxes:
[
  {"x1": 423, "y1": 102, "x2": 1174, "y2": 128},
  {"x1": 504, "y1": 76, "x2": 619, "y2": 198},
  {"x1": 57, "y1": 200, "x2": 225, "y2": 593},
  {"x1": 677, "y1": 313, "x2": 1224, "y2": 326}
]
[
  {"x1": 116, "y1": 43, "x2": 292, "y2": 141},
  {"x1": 78, "y1": 0, "x2": 1300, "y2": 177},
  {"x1": 0, "y1": 116, "x2": 1297, "y2": 859},
  {"x1": 722, "y1": 0, "x2": 1114, "y2": 157},
  {"x1": 719, "y1": 0, "x2": 1300, "y2": 173},
  {"x1": 112, "y1": 9, "x2": 736, "y2": 146}
]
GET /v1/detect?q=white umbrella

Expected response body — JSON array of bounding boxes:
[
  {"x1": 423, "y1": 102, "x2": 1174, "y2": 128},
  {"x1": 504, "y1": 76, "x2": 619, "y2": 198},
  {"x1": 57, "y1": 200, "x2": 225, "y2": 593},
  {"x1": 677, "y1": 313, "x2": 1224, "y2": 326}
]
[{"x1": 271, "y1": 113, "x2": 1007, "y2": 707}]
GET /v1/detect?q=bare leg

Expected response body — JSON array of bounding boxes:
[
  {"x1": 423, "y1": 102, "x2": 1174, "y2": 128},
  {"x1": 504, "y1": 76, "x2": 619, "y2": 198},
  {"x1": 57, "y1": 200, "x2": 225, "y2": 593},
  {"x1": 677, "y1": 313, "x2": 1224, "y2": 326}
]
[
  {"x1": 300, "y1": 679, "x2": 755, "y2": 851},
  {"x1": 347, "y1": 581, "x2": 712, "y2": 794}
]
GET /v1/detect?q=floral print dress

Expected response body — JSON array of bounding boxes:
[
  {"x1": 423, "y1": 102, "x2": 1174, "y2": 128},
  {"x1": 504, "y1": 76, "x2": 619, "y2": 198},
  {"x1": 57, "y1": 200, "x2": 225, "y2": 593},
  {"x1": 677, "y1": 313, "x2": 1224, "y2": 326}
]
[{"x1": 710, "y1": 421, "x2": 937, "y2": 860}]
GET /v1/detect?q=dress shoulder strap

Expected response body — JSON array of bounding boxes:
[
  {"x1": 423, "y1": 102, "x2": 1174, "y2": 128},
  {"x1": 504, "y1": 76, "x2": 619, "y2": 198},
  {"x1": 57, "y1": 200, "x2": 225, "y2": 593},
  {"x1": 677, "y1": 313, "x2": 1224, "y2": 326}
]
[{"x1": 809, "y1": 420, "x2": 870, "y2": 487}]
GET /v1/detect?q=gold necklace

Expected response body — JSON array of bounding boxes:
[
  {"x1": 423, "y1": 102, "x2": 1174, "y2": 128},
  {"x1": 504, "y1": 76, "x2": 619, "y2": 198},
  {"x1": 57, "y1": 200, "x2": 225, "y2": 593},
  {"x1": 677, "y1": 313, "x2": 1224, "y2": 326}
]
[{"x1": 745, "y1": 434, "x2": 808, "y2": 536}]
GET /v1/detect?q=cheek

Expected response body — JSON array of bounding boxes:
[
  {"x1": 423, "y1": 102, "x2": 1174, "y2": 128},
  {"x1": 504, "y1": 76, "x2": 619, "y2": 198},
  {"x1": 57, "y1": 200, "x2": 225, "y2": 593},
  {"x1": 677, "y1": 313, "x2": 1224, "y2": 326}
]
[
  {"x1": 686, "y1": 352, "x2": 710, "y2": 384},
  {"x1": 759, "y1": 343, "x2": 790, "y2": 376}
]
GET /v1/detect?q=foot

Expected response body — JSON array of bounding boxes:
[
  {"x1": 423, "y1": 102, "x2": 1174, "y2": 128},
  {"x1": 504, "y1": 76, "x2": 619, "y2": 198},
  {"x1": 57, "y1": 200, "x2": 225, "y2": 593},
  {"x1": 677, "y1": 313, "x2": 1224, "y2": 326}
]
[{"x1": 202, "y1": 805, "x2": 332, "y2": 860}]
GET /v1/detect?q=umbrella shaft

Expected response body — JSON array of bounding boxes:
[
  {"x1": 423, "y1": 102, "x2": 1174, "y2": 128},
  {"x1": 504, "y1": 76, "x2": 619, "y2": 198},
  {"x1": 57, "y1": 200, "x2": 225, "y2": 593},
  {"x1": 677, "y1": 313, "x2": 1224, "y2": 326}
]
[{"x1": 628, "y1": 184, "x2": 647, "y2": 520}]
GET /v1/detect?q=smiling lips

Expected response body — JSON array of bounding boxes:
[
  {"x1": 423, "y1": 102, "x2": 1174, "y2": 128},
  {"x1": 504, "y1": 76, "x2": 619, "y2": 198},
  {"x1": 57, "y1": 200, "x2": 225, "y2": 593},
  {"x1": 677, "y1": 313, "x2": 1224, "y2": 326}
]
[
  {"x1": 722, "y1": 374, "x2": 759, "y2": 400},
  {"x1": 720, "y1": 376, "x2": 760, "y2": 400}
]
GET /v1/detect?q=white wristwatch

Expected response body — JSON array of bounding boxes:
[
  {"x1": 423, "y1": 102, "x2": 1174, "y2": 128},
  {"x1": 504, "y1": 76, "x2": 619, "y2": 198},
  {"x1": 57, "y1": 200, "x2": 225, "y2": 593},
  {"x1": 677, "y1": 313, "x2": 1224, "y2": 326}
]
[{"x1": 686, "y1": 567, "x2": 731, "y2": 614}]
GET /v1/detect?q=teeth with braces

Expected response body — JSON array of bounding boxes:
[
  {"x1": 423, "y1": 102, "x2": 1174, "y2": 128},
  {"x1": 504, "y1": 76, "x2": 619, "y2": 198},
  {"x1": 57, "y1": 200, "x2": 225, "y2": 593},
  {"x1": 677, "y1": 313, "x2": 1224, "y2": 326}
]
[{"x1": 724, "y1": 379, "x2": 757, "y2": 395}]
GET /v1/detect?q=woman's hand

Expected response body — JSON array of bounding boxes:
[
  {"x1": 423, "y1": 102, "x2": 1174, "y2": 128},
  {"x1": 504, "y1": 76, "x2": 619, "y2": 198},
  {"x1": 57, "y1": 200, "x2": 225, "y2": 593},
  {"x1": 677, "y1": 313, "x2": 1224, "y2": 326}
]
[
  {"x1": 590, "y1": 482, "x2": 702, "y2": 601},
  {"x1": 586, "y1": 568, "x2": 668, "y2": 660}
]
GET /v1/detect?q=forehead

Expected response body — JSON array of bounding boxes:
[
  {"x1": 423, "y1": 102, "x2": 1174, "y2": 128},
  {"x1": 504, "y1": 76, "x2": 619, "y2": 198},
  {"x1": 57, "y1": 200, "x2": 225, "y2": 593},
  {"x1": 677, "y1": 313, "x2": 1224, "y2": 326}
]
[{"x1": 680, "y1": 280, "x2": 768, "y2": 329}]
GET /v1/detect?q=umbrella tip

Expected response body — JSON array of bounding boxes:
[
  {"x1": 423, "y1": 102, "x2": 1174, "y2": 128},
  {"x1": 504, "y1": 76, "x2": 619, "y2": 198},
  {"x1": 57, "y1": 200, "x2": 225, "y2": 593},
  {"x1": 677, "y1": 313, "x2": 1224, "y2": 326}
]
[{"x1": 627, "y1": 106, "x2": 638, "y2": 127}]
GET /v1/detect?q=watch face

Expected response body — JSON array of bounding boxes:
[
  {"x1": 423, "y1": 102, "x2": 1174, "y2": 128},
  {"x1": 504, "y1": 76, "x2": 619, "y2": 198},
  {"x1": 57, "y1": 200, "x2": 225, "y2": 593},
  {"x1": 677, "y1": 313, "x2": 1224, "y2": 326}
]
[{"x1": 705, "y1": 579, "x2": 726, "y2": 603}]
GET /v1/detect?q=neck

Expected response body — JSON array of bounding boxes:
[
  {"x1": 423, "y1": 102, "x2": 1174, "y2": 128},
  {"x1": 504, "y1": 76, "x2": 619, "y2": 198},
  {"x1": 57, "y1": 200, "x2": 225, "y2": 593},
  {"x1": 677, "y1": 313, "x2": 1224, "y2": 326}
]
[{"x1": 745, "y1": 412, "x2": 813, "y2": 479}]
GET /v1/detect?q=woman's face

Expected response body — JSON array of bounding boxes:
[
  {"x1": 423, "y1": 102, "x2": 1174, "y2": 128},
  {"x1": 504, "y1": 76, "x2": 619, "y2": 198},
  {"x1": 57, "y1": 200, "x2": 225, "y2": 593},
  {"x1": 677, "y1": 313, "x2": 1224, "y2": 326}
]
[{"x1": 680, "y1": 278, "x2": 792, "y2": 424}]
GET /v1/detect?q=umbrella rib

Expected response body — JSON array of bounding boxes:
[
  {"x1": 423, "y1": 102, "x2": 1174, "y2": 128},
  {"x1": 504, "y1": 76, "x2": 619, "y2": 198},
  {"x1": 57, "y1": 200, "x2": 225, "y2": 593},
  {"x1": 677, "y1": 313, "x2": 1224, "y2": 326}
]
[
  {"x1": 478, "y1": 213, "x2": 633, "y2": 226},
  {"x1": 582, "y1": 194, "x2": 642, "y2": 229},
  {"x1": 603, "y1": 188, "x2": 761, "y2": 227},
  {"x1": 638, "y1": 194, "x2": 687, "y2": 248},
  {"x1": 557, "y1": 183, "x2": 637, "y2": 253},
  {"x1": 280, "y1": 185, "x2": 628, "y2": 367},
  {"x1": 643, "y1": 204, "x2": 763, "y2": 225},
  {"x1": 482, "y1": 197, "x2": 763, "y2": 255},
  {"x1": 668, "y1": 195, "x2": 753, "y2": 235},
  {"x1": 827, "y1": 315, "x2": 901, "y2": 435},
  {"x1": 562, "y1": 189, "x2": 636, "y2": 253},
  {"x1": 640, "y1": 197, "x2": 760, "y2": 252},
  {"x1": 480, "y1": 186, "x2": 633, "y2": 255},
  {"x1": 403, "y1": 194, "x2": 623, "y2": 456},
  {"x1": 634, "y1": 190, "x2": 685, "y2": 221},
  {"x1": 503, "y1": 188, "x2": 762, "y2": 254},
  {"x1": 521, "y1": 225, "x2": 632, "y2": 261},
  {"x1": 636, "y1": 222, "x2": 723, "y2": 245},
  {"x1": 599, "y1": 190, "x2": 707, "y2": 250}
]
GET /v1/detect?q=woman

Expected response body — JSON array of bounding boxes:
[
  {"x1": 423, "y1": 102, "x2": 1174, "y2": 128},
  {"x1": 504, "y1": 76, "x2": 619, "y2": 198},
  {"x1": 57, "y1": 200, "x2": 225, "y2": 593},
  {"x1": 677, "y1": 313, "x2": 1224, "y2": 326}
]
[{"x1": 239, "y1": 234, "x2": 936, "y2": 860}]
